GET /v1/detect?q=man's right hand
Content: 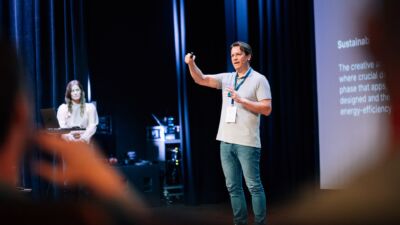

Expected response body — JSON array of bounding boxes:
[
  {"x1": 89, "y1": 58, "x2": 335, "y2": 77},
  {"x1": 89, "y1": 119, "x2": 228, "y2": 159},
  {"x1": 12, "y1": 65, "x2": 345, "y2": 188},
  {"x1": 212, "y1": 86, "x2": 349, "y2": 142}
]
[{"x1": 184, "y1": 52, "x2": 195, "y2": 64}]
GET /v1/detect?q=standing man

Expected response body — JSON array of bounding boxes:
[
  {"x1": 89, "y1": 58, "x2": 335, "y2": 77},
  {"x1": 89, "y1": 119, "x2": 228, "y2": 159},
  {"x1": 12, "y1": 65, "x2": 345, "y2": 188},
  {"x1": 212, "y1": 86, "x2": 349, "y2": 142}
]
[{"x1": 185, "y1": 41, "x2": 272, "y2": 225}]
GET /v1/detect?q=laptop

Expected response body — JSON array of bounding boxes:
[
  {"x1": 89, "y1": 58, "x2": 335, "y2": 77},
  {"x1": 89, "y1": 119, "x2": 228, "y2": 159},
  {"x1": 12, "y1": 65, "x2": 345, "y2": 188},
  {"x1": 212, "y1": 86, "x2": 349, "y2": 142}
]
[
  {"x1": 40, "y1": 108, "x2": 60, "y2": 129},
  {"x1": 40, "y1": 108, "x2": 85, "y2": 133}
]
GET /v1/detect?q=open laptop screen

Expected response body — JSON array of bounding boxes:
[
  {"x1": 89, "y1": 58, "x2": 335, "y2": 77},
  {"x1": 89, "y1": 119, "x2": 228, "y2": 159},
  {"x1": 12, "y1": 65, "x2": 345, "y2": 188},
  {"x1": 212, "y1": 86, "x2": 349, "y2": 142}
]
[{"x1": 40, "y1": 108, "x2": 85, "y2": 133}]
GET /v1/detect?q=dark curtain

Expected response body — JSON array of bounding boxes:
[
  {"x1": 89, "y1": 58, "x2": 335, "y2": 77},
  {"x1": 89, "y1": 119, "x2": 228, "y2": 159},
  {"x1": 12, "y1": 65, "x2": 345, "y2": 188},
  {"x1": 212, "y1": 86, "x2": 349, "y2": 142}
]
[
  {"x1": 0, "y1": 0, "x2": 89, "y2": 199},
  {"x1": 249, "y1": 0, "x2": 319, "y2": 205},
  {"x1": 184, "y1": 0, "x2": 228, "y2": 205}
]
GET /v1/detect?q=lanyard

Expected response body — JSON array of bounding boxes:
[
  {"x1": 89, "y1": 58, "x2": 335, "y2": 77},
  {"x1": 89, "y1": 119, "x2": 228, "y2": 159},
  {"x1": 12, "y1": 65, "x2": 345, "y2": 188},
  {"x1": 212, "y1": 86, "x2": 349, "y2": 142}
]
[{"x1": 231, "y1": 67, "x2": 252, "y2": 105}]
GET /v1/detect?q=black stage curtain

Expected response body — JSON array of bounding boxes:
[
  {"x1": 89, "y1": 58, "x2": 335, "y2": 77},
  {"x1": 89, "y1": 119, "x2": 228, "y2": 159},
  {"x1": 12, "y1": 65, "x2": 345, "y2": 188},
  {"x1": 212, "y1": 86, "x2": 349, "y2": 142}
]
[
  {"x1": 254, "y1": 0, "x2": 319, "y2": 205},
  {"x1": 0, "y1": 0, "x2": 89, "y2": 200}
]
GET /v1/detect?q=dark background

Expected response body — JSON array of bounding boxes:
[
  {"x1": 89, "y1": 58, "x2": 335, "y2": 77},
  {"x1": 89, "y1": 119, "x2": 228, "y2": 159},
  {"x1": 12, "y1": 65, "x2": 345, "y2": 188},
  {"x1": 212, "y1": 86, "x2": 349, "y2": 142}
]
[{"x1": 86, "y1": 0, "x2": 178, "y2": 160}]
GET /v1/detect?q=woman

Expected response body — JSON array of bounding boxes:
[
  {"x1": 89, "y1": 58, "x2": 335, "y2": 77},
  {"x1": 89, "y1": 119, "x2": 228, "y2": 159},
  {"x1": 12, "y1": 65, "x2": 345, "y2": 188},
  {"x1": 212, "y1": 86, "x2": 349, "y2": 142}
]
[{"x1": 57, "y1": 80, "x2": 98, "y2": 143}]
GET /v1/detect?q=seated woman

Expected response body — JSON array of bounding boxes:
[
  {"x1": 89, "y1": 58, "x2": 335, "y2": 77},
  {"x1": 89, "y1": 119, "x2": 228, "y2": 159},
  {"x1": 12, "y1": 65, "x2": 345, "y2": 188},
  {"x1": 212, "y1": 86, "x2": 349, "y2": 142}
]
[{"x1": 57, "y1": 80, "x2": 98, "y2": 143}]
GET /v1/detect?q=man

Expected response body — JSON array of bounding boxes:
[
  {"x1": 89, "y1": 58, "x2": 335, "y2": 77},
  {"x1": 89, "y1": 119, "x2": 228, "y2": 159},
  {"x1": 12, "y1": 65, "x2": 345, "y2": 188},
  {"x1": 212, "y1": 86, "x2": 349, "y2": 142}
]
[
  {"x1": 274, "y1": 1, "x2": 400, "y2": 224},
  {"x1": 185, "y1": 41, "x2": 272, "y2": 225}
]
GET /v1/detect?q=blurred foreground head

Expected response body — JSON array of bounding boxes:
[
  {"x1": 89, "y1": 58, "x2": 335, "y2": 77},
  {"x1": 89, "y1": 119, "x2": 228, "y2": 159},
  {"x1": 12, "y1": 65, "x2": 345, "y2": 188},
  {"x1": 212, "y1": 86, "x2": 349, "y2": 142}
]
[
  {"x1": 368, "y1": 0, "x2": 400, "y2": 139},
  {"x1": 273, "y1": 2, "x2": 400, "y2": 225},
  {"x1": 0, "y1": 39, "x2": 24, "y2": 146},
  {"x1": 0, "y1": 38, "x2": 31, "y2": 186}
]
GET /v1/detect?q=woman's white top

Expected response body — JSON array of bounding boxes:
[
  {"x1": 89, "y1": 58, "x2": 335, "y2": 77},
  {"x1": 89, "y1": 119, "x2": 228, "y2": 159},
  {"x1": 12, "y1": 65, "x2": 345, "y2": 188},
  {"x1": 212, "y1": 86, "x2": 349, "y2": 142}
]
[{"x1": 57, "y1": 102, "x2": 99, "y2": 143}]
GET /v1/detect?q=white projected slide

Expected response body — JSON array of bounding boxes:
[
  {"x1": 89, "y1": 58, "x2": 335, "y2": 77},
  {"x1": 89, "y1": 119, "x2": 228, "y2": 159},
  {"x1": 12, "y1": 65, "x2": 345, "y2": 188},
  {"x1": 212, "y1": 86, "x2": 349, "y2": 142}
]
[{"x1": 314, "y1": 0, "x2": 391, "y2": 189}]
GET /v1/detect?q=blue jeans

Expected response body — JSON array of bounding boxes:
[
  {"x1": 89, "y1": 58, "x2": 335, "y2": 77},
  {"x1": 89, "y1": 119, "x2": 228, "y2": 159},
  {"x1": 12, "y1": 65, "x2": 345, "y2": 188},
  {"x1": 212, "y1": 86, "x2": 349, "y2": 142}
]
[{"x1": 220, "y1": 142, "x2": 266, "y2": 225}]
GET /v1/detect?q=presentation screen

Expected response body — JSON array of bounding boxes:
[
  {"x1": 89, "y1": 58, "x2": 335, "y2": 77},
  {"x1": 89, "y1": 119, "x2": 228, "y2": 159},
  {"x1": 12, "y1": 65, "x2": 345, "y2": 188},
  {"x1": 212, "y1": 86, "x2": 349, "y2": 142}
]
[{"x1": 313, "y1": 0, "x2": 391, "y2": 189}]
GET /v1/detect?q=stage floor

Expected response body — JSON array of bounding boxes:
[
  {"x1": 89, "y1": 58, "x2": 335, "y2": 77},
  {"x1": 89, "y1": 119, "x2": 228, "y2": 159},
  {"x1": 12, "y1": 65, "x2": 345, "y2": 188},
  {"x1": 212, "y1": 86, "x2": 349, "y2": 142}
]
[{"x1": 152, "y1": 202, "x2": 279, "y2": 225}]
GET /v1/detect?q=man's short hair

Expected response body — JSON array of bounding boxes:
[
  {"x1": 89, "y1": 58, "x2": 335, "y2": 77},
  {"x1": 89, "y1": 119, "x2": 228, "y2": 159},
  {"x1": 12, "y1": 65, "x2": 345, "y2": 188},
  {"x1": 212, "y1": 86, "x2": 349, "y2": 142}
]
[{"x1": 230, "y1": 41, "x2": 253, "y2": 56}]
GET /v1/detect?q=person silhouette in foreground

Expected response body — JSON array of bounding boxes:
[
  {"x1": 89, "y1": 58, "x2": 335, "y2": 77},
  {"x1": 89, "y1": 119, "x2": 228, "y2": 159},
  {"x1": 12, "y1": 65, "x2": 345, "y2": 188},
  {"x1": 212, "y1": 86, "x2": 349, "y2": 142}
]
[
  {"x1": 0, "y1": 37, "x2": 232, "y2": 225},
  {"x1": 275, "y1": 1, "x2": 400, "y2": 224},
  {"x1": 0, "y1": 38, "x2": 152, "y2": 225}
]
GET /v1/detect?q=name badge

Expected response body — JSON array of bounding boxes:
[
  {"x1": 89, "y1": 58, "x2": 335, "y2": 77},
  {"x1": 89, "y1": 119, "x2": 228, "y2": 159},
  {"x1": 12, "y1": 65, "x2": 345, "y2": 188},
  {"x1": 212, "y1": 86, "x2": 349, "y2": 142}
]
[{"x1": 225, "y1": 105, "x2": 237, "y2": 123}]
